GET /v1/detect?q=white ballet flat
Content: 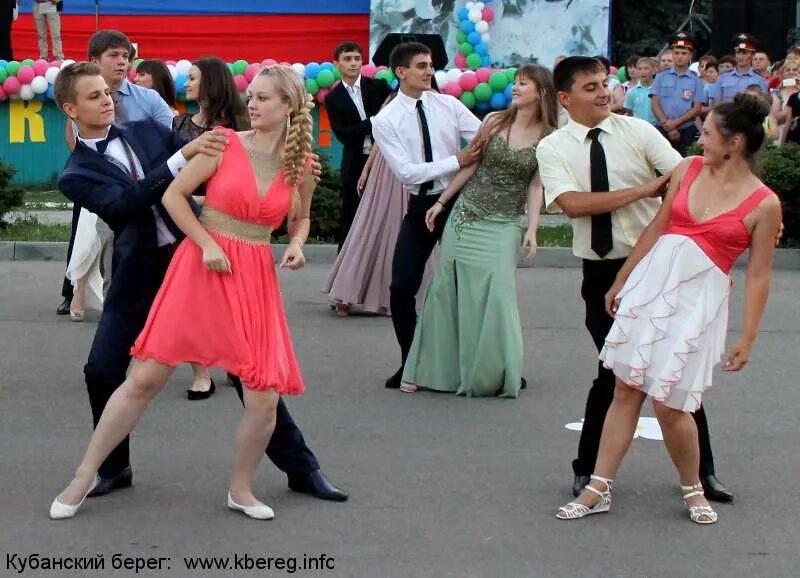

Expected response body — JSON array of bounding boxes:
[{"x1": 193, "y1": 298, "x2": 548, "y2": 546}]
[
  {"x1": 399, "y1": 382, "x2": 418, "y2": 393},
  {"x1": 681, "y1": 483, "x2": 718, "y2": 525},
  {"x1": 49, "y1": 479, "x2": 97, "y2": 520},
  {"x1": 227, "y1": 492, "x2": 274, "y2": 520},
  {"x1": 556, "y1": 475, "x2": 614, "y2": 520}
]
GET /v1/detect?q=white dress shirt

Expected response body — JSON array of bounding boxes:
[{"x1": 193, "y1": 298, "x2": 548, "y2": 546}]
[
  {"x1": 372, "y1": 89, "x2": 481, "y2": 195},
  {"x1": 536, "y1": 113, "x2": 682, "y2": 260},
  {"x1": 77, "y1": 127, "x2": 188, "y2": 246},
  {"x1": 342, "y1": 74, "x2": 372, "y2": 154}
]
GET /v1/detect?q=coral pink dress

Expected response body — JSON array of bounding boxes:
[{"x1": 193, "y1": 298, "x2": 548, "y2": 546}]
[
  {"x1": 132, "y1": 130, "x2": 304, "y2": 394},
  {"x1": 600, "y1": 156, "x2": 774, "y2": 411}
]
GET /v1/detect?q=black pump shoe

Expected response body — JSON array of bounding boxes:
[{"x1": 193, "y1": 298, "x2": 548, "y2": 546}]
[{"x1": 187, "y1": 378, "x2": 216, "y2": 401}]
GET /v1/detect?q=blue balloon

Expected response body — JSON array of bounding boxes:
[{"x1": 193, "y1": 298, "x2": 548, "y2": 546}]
[
  {"x1": 457, "y1": 7, "x2": 469, "y2": 21},
  {"x1": 0, "y1": 59, "x2": 8, "y2": 68},
  {"x1": 305, "y1": 62, "x2": 321, "y2": 79},
  {"x1": 460, "y1": 19, "x2": 475, "y2": 34},
  {"x1": 320, "y1": 62, "x2": 335, "y2": 71},
  {"x1": 481, "y1": 55, "x2": 491, "y2": 67},
  {"x1": 504, "y1": 83, "x2": 513, "y2": 100},
  {"x1": 35, "y1": 92, "x2": 47, "y2": 101},
  {"x1": 476, "y1": 101, "x2": 490, "y2": 113},
  {"x1": 490, "y1": 92, "x2": 507, "y2": 110},
  {"x1": 475, "y1": 43, "x2": 488, "y2": 56},
  {"x1": 467, "y1": 31, "x2": 481, "y2": 45},
  {"x1": 175, "y1": 74, "x2": 187, "y2": 94},
  {"x1": 46, "y1": 85, "x2": 54, "y2": 100},
  {"x1": 390, "y1": 79, "x2": 398, "y2": 90}
]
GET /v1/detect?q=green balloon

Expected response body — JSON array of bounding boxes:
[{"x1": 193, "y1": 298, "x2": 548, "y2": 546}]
[
  {"x1": 134, "y1": 59, "x2": 143, "y2": 67},
  {"x1": 375, "y1": 70, "x2": 394, "y2": 86},
  {"x1": 459, "y1": 91, "x2": 476, "y2": 109},
  {"x1": 489, "y1": 71, "x2": 507, "y2": 92},
  {"x1": 316, "y1": 69, "x2": 335, "y2": 89},
  {"x1": 466, "y1": 53, "x2": 481, "y2": 70},
  {"x1": 6, "y1": 61, "x2": 20, "y2": 75},
  {"x1": 21, "y1": 58, "x2": 34, "y2": 67},
  {"x1": 332, "y1": 68, "x2": 341, "y2": 80},
  {"x1": 233, "y1": 59, "x2": 248, "y2": 75},
  {"x1": 505, "y1": 67, "x2": 517, "y2": 83},
  {"x1": 456, "y1": 31, "x2": 467, "y2": 44},
  {"x1": 0, "y1": 68, "x2": 7, "y2": 83},
  {"x1": 227, "y1": 63, "x2": 235, "y2": 73},
  {"x1": 305, "y1": 78, "x2": 319, "y2": 94},
  {"x1": 474, "y1": 82, "x2": 492, "y2": 102},
  {"x1": 459, "y1": 42, "x2": 474, "y2": 56},
  {"x1": 617, "y1": 67, "x2": 628, "y2": 82}
]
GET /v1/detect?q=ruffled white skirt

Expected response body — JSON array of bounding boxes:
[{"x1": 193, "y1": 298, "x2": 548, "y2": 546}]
[
  {"x1": 65, "y1": 207, "x2": 104, "y2": 311},
  {"x1": 599, "y1": 234, "x2": 730, "y2": 412}
]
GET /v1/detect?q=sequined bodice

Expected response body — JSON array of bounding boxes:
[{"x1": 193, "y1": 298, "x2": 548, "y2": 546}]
[{"x1": 454, "y1": 135, "x2": 538, "y2": 230}]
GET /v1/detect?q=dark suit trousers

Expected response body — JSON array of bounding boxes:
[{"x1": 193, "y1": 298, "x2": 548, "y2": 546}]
[
  {"x1": 658, "y1": 125, "x2": 700, "y2": 157},
  {"x1": 228, "y1": 375, "x2": 320, "y2": 476},
  {"x1": 61, "y1": 203, "x2": 82, "y2": 300},
  {"x1": 84, "y1": 245, "x2": 173, "y2": 478},
  {"x1": 390, "y1": 193, "x2": 449, "y2": 364},
  {"x1": 573, "y1": 258, "x2": 716, "y2": 477},
  {"x1": 338, "y1": 153, "x2": 369, "y2": 251}
]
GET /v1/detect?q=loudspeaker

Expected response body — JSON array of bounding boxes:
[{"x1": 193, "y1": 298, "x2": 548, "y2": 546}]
[{"x1": 711, "y1": 0, "x2": 796, "y2": 60}]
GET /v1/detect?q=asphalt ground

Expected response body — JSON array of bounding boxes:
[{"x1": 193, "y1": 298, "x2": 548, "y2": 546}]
[{"x1": 1, "y1": 262, "x2": 798, "y2": 578}]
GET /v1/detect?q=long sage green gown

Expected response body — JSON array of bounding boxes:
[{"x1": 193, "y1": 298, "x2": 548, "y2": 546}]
[{"x1": 402, "y1": 134, "x2": 539, "y2": 398}]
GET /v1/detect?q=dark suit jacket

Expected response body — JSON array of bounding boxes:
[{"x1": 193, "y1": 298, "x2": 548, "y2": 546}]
[
  {"x1": 324, "y1": 76, "x2": 391, "y2": 181},
  {"x1": 58, "y1": 119, "x2": 187, "y2": 317}
]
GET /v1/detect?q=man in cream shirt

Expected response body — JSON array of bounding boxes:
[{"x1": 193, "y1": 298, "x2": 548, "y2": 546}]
[{"x1": 536, "y1": 56, "x2": 732, "y2": 503}]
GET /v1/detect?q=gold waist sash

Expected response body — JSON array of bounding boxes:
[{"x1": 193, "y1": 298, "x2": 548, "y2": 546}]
[{"x1": 200, "y1": 206, "x2": 272, "y2": 244}]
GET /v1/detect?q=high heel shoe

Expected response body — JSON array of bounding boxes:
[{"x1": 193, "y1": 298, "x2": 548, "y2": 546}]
[
  {"x1": 49, "y1": 478, "x2": 98, "y2": 520},
  {"x1": 335, "y1": 303, "x2": 350, "y2": 317},
  {"x1": 69, "y1": 309, "x2": 85, "y2": 322},
  {"x1": 227, "y1": 492, "x2": 274, "y2": 520},
  {"x1": 681, "y1": 483, "x2": 718, "y2": 525},
  {"x1": 187, "y1": 378, "x2": 216, "y2": 401},
  {"x1": 555, "y1": 474, "x2": 614, "y2": 520}
]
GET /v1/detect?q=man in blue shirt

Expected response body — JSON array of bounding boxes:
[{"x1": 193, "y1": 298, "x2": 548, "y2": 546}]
[
  {"x1": 717, "y1": 33, "x2": 768, "y2": 102},
  {"x1": 650, "y1": 32, "x2": 705, "y2": 155}
]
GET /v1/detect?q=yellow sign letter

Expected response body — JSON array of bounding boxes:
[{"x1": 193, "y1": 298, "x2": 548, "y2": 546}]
[{"x1": 9, "y1": 100, "x2": 46, "y2": 143}]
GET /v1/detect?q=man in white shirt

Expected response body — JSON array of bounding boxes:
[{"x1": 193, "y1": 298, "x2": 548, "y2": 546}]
[
  {"x1": 536, "y1": 56, "x2": 731, "y2": 502},
  {"x1": 372, "y1": 41, "x2": 481, "y2": 389},
  {"x1": 324, "y1": 41, "x2": 391, "y2": 250}
]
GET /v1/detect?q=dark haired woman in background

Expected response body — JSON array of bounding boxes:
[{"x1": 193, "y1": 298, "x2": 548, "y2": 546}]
[
  {"x1": 135, "y1": 59, "x2": 178, "y2": 116},
  {"x1": 557, "y1": 93, "x2": 782, "y2": 525}
]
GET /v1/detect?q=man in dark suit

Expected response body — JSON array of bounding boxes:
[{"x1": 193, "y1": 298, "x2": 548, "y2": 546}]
[
  {"x1": 56, "y1": 62, "x2": 346, "y2": 502},
  {"x1": 325, "y1": 41, "x2": 392, "y2": 250}
]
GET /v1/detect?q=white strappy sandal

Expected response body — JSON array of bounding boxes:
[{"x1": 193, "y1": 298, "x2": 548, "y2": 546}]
[
  {"x1": 555, "y1": 474, "x2": 614, "y2": 520},
  {"x1": 681, "y1": 483, "x2": 718, "y2": 525}
]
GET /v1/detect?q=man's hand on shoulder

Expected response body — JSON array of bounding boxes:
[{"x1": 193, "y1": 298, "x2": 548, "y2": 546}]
[
  {"x1": 181, "y1": 128, "x2": 228, "y2": 160},
  {"x1": 457, "y1": 142, "x2": 481, "y2": 168},
  {"x1": 639, "y1": 172, "x2": 672, "y2": 199}
]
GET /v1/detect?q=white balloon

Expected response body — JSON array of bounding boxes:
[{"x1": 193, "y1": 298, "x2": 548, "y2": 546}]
[
  {"x1": 175, "y1": 59, "x2": 192, "y2": 75},
  {"x1": 468, "y1": 8, "x2": 482, "y2": 23},
  {"x1": 60, "y1": 59, "x2": 76, "y2": 70},
  {"x1": 446, "y1": 68, "x2": 463, "y2": 83},
  {"x1": 19, "y1": 84, "x2": 35, "y2": 100},
  {"x1": 44, "y1": 66, "x2": 60, "y2": 84},
  {"x1": 167, "y1": 64, "x2": 177, "y2": 80},
  {"x1": 481, "y1": 32, "x2": 491, "y2": 44},
  {"x1": 476, "y1": 2, "x2": 485, "y2": 9},
  {"x1": 31, "y1": 76, "x2": 48, "y2": 94},
  {"x1": 434, "y1": 70, "x2": 448, "y2": 88},
  {"x1": 475, "y1": 20, "x2": 489, "y2": 33},
  {"x1": 291, "y1": 62, "x2": 306, "y2": 77},
  {"x1": 465, "y1": 1, "x2": 475, "y2": 9}
]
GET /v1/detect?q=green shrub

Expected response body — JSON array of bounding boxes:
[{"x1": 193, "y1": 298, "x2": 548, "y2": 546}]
[{"x1": 0, "y1": 161, "x2": 25, "y2": 228}]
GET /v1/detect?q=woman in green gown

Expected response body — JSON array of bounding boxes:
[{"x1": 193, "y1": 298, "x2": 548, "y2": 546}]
[{"x1": 400, "y1": 64, "x2": 558, "y2": 397}]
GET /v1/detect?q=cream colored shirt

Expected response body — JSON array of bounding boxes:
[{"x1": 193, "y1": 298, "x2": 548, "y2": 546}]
[{"x1": 536, "y1": 113, "x2": 682, "y2": 260}]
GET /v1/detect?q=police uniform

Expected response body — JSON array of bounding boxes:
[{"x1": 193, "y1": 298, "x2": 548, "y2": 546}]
[
  {"x1": 650, "y1": 32, "x2": 705, "y2": 155},
  {"x1": 716, "y1": 33, "x2": 768, "y2": 102}
]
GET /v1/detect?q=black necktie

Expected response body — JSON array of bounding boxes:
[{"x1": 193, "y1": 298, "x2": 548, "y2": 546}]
[
  {"x1": 588, "y1": 128, "x2": 613, "y2": 258},
  {"x1": 416, "y1": 100, "x2": 434, "y2": 195}
]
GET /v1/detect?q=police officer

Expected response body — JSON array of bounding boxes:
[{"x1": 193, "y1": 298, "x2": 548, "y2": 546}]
[
  {"x1": 716, "y1": 33, "x2": 768, "y2": 102},
  {"x1": 650, "y1": 32, "x2": 705, "y2": 155}
]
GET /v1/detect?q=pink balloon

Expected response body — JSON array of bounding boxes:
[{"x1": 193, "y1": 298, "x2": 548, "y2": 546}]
[
  {"x1": 444, "y1": 82, "x2": 463, "y2": 98},
  {"x1": 609, "y1": 66, "x2": 618, "y2": 75},
  {"x1": 482, "y1": 7, "x2": 494, "y2": 23},
  {"x1": 233, "y1": 74, "x2": 248, "y2": 92},
  {"x1": 245, "y1": 63, "x2": 261, "y2": 82},
  {"x1": 17, "y1": 66, "x2": 35, "y2": 84},
  {"x1": 34, "y1": 59, "x2": 49, "y2": 75},
  {"x1": 278, "y1": 61, "x2": 290, "y2": 67},
  {"x1": 317, "y1": 88, "x2": 330, "y2": 104},
  {"x1": 476, "y1": 68, "x2": 492, "y2": 83},
  {"x1": 376, "y1": 65, "x2": 388, "y2": 72},
  {"x1": 454, "y1": 53, "x2": 467, "y2": 68},
  {"x1": 166, "y1": 60, "x2": 176, "y2": 66},
  {"x1": 361, "y1": 64, "x2": 377, "y2": 78},
  {"x1": 262, "y1": 58, "x2": 277, "y2": 66},
  {"x1": 459, "y1": 70, "x2": 478, "y2": 90},
  {"x1": 0, "y1": 86, "x2": 7, "y2": 101},
  {"x1": 128, "y1": 66, "x2": 137, "y2": 82},
  {"x1": 3, "y1": 76, "x2": 21, "y2": 95}
]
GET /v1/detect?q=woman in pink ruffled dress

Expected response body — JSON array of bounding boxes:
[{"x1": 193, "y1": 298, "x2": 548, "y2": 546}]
[{"x1": 556, "y1": 93, "x2": 782, "y2": 525}]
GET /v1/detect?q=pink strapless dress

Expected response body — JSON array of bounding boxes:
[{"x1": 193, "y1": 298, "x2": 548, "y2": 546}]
[
  {"x1": 131, "y1": 130, "x2": 304, "y2": 394},
  {"x1": 600, "y1": 156, "x2": 774, "y2": 411}
]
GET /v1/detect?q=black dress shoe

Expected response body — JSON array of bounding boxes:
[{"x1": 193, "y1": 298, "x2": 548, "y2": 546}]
[
  {"x1": 385, "y1": 368, "x2": 403, "y2": 389},
  {"x1": 87, "y1": 466, "x2": 133, "y2": 498},
  {"x1": 520, "y1": 377, "x2": 527, "y2": 390},
  {"x1": 288, "y1": 470, "x2": 348, "y2": 502},
  {"x1": 702, "y1": 474, "x2": 733, "y2": 503},
  {"x1": 573, "y1": 474, "x2": 591, "y2": 497},
  {"x1": 187, "y1": 378, "x2": 216, "y2": 401},
  {"x1": 57, "y1": 298, "x2": 71, "y2": 315}
]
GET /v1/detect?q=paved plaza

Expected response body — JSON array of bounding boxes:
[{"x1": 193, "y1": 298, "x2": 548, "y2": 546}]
[{"x1": 1, "y1": 262, "x2": 798, "y2": 577}]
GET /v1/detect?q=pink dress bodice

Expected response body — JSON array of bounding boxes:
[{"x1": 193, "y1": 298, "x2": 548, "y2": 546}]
[{"x1": 664, "y1": 156, "x2": 773, "y2": 274}]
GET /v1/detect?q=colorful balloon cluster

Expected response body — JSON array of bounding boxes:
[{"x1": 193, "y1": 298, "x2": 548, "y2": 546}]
[
  {"x1": 434, "y1": 66, "x2": 516, "y2": 113},
  {"x1": 454, "y1": 0, "x2": 495, "y2": 70},
  {"x1": 0, "y1": 58, "x2": 76, "y2": 102}
]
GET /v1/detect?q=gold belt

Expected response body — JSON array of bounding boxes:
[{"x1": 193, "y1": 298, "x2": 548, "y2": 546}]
[{"x1": 200, "y1": 206, "x2": 272, "y2": 244}]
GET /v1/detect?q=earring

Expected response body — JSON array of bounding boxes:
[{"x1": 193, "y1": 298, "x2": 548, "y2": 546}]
[
  {"x1": 723, "y1": 153, "x2": 731, "y2": 160},
  {"x1": 285, "y1": 115, "x2": 291, "y2": 147}
]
